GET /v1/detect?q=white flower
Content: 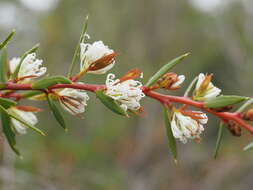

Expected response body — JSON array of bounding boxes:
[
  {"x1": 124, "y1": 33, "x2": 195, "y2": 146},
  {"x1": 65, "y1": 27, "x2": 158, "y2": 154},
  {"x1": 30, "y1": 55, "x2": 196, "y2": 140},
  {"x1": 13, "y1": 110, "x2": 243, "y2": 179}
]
[
  {"x1": 80, "y1": 41, "x2": 115, "y2": 74},
  {"x1": 171, "y1": 110, "x2": 208, "y2": 144},
  {"x1": 171, "y1": 75, "x2": 185, "y2": 89},
  {"x1": 58, "y1": 87, "x2": 89, "y2": 115},
  {"x1": 9, "y1": 53, "x2": 46, "y2": 82},
  {"x1": 194, "y1": 73, "x2": 221, "y2": 101},
  {"x1": 105, "y1": 73, "x2": 145, "y2": 111},
  {"x1": 8, "y1": 107, "x2": 38, "y2": 135}
]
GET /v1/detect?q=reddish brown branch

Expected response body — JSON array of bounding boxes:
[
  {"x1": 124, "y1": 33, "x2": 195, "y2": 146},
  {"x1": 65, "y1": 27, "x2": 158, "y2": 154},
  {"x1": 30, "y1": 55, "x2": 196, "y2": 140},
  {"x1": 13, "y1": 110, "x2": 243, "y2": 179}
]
[{"x1": 1, "y1": 82, "x2": 253, "y2": 134}]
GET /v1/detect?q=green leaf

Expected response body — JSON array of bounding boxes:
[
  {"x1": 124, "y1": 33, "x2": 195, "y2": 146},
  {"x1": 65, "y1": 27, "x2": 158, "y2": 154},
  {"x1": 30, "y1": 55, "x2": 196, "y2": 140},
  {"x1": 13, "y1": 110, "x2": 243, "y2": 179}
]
[
  {"x1": 96, "y1": 90, "x2": 128, "y2": 116},
  {"x1": 213, "y1": 122, "x2": 224, "y2": 159},
  {"x1": 243, "y1": 141, "x2": 253, "y2": 151},
  {"x1": 0, "y1": 105, "x2": 20, "y2": 156},
  {"x1": 0, "y1": 48, "x2": 8, "y2": 82},
  {"x1": 8, "y1": 112, "x2": 46, "y2": 136},
  {"x1": 145, "y1": 53, "x2": 190, "y2": 87},
  {"x1": 68, "y1": 15, "x2": 89, "y2": 77},
  {"x1": 204, "y1": 95, "x2": 248, "y2": 109},
  {"x1": 0, "y1": 97, "x2": 17, "y2": 109},
  {"x1": 163, "y1": 106, "x2": 177, "y2": 162},
  {"x1": 21, "y1": 91, "x2": 44, "y2": 99},
  {"x1": 47, "y1": 94, "x2": 67, "y2": 130},
  {"x1": 0, "y1": 30, "x2": 15, "y2": 50},
  {"x1": 12, "y1": 43, "x2": 40, "y2": 79},
  {"x1": 237, "y1": 98, "x2": 253, "y2": 113},
  {"x1": 32, "y1": 76, "x2": 72, "y2": 89}
]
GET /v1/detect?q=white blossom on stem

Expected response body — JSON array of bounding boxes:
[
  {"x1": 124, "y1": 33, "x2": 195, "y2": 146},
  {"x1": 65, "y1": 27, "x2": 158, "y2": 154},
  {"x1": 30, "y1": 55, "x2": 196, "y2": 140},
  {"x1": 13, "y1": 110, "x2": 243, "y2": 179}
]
[
  {"x1": 9, "y1": 53, "x2": 46, "y2": 82},
  {"x1": 80, "y1": 41, "x2": 116, "y2": 74},
  {"x1": 58, "y1": 87, "x2": 89, "y2": 115},
  {"x1": 8, "y1": 107, "x2": 38, "y2": 135},
  {"x1": 171, "y1": 75, "x2": 185, "y2": 89},
  {"x1": 105, "y1": 73, "x2": 145, "y2": 111},
  {"x1": 194, "y1": 73, "x2": 221, "y2": 101},
  {"x1": 171, "y1": 110, "x2": 208, "y2": 144}
]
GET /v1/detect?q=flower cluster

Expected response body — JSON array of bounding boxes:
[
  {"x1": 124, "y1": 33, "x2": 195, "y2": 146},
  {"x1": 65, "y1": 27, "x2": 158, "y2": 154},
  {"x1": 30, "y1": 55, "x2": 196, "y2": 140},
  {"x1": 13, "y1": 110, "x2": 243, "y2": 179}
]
[
  {"x1": 1, "y1": 24, "x2": 253, "y2": 158},
  {"x1": 171, "y1": 109, "x2": 208, "y2": 143},
  {"x1": 58, "y1": 86, "x2": 89, "y2": 115},
  {"x1": 105, "y1": 73, "x2": 145, "y2": 112}
]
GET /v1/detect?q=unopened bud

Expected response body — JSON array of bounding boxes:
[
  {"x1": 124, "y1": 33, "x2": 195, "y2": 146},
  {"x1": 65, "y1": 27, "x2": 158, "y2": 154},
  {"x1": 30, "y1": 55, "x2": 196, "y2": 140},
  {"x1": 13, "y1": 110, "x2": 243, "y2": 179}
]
[
  {"x1": 155, "y1": 72, "x2": 185, "y2": 90},
  {"x1": 243, "y1": 109, "x2": 253, "y2": 121},
  {"x1": 227, "y1": 121, "x2": 241, "y2": 137},
  {"x1": 116, "y1": 68, "x2": 142, "y2": 84}
]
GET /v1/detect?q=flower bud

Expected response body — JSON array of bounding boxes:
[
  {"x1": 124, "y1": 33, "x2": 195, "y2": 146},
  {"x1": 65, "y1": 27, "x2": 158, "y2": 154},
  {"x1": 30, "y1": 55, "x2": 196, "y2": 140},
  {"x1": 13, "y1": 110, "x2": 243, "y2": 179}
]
[
  {"x1": 116, "y1": 68, "x2": 142, "y2": 84},
  {"x1": 227, "y1": 121, "x2": 241, "y2": 136},
  {"x1": 243, "y1": 109, "x2": 253, "y2": 121},
  {"x1": 155, "y1": 72, "x2": 185, "y2": 90}
]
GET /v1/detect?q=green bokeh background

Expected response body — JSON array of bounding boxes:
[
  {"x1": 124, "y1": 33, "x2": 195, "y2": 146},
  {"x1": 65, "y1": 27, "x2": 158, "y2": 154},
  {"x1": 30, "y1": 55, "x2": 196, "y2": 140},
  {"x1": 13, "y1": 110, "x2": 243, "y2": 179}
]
[{"x1": 0, "y1": 0, "x2": 253, "y2": 189}]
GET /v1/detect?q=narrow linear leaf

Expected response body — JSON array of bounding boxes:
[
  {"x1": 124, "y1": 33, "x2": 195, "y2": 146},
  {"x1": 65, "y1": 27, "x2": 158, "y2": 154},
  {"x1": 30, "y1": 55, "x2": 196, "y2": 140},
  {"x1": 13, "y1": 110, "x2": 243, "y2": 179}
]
[
  {"x1": 243, "y1": 142, "x2": 253, "y2": 151},
  {"x1": 205, "y1": 95, "x2": 248, "y2": 109},
  {"x1": 214, "y1": 122, "x2": 224, "y2": 159},
  {"x1": 8, "y1": 112, "x2": 46, "y2": 136},
  {"x1": 0, "y1": 97, "x2": 17, "y2": 109},
  {"x1": 21, "y1": 91, "x2": 44, "y2": 99},
  {"x1": 237, "y1": 98, "x2": 253, "y2": 113},
  {"x1": 163, "y1": 106, "x2": 177, "y2": 162},
  {"x1": 0, "y1": 105, "x2": 20, "y2": 156},
  {"x1": 0, "y1": 30, "x2": 15, "y2": 50},
  {"x1": 32, "y1": 76, "x2": 72, "y2": 89},
  {"x1": 0, "y1": 48, "x2": 8, "y2": 82},
  {"x1": 47, "y1": 94, "x2": 67, "y2": 130},
  {"x1": 145, "y1": 53, "x2": 190, "y2": 87},
  {"x1": 184, "y1": 76, "x2": 198, "y2": 97},
  {"x1": 68, "y1": 15, "x2": 89, "y2": 77},
  {"x1": 12, "y1": 43, "x2": 40, "y2": 79},
  {"x1": 96, "y1": 90, "x2": 128, "y2": 116}
]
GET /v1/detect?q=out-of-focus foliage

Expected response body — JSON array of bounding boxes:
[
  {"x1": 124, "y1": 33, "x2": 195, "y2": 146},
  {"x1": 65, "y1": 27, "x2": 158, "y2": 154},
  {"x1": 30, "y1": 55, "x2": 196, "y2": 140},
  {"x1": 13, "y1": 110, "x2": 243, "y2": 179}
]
[{"x1": 0, "y1": 0, "x2": 253, "y2": 190}]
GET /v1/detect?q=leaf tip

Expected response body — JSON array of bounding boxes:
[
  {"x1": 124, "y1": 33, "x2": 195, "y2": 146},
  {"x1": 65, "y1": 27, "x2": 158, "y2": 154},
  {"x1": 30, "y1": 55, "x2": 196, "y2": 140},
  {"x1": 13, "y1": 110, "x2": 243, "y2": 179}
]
[
  {"x1": 41, "y1": 132, "x2": 47, "y2": 136},
  {"x1": 85, "y1": 14, "x2": 89, "y2": 20},
  {"x1": 183, "y1": 52, "x2": 190, "y2": 57}
]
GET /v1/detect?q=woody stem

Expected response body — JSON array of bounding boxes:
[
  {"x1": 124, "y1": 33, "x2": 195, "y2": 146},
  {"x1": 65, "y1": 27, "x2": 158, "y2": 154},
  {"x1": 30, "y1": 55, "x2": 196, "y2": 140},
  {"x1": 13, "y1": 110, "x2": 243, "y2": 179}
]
[{"x1": 1, "y1": 82, "x2": 252, "y2": 134}]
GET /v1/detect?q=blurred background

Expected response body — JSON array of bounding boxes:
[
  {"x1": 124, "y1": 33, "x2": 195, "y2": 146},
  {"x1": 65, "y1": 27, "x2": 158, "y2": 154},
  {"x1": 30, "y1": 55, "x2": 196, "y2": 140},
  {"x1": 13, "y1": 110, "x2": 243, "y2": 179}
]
[{"x1": 1, "y1": 0, "x2": 253, "y2": 189}]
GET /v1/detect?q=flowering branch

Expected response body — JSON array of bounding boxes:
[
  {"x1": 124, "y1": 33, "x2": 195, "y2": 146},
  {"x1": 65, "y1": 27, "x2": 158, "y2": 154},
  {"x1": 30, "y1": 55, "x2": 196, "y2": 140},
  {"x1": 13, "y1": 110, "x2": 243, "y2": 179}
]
[{"x1": 1, "y1": 18, "x2": 253, "y2": 159}]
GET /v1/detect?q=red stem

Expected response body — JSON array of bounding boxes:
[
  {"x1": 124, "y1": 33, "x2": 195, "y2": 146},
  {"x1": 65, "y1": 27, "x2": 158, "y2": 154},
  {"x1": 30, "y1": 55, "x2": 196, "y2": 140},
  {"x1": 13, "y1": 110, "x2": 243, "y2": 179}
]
[{"x1": 1, "y1": 82, "x2": 253, "y2": 134}]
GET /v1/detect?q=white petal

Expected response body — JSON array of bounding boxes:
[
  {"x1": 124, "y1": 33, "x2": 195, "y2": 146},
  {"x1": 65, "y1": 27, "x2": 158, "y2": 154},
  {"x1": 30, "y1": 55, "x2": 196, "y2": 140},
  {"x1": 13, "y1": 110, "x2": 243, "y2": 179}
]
[
  {"x1": 196, "y1": 73, "x2": 205, "y2": 90},
  {"x1": 11, "y1": 119, "x2": 27, "y2": 135},
  {"x1": 80, "y1": 41, "x2": 114, "y2": 72},
  {"x1": 171, "y1": 75, "x2": 185, "y2": 88}
]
